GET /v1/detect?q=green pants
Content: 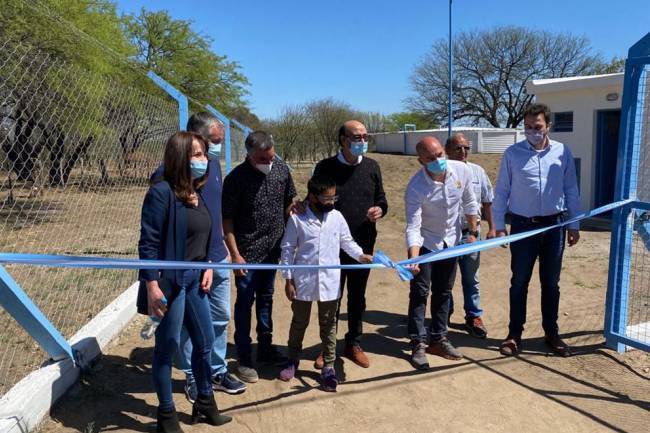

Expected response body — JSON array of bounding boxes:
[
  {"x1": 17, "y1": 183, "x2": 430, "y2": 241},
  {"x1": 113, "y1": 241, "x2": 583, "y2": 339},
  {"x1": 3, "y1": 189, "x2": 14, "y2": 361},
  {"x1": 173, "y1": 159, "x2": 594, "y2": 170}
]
[{"x1": 287, "y1": 299, "x2": 338, "y2": 368}]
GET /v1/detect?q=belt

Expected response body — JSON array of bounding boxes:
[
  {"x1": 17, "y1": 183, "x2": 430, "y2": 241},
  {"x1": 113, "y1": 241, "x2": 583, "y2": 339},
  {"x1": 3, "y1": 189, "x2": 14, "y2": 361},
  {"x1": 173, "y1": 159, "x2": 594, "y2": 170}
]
[{"x1": 510, "y1": 212, "x2": 564, "y2": 225}]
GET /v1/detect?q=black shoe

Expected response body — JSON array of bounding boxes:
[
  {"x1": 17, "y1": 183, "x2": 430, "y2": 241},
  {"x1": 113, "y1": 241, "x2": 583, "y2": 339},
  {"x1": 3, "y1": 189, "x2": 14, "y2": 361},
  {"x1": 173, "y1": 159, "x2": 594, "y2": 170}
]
[
  {"x1": 191, "y1": 394, "x2": 232, "y2": 426},
  {"x1": 257, "y1": 344, "x2": 288, "y2": 366},
  {"x1": 156, "y1": 408, "x2": 184, "y2": 433}
]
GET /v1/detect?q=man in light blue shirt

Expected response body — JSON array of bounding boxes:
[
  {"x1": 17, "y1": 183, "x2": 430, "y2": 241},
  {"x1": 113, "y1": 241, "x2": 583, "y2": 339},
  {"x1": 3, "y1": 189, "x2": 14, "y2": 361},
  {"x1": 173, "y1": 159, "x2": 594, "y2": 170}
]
[{"x1": 493, "y1": 103, "x2": 580, "y2": 358}]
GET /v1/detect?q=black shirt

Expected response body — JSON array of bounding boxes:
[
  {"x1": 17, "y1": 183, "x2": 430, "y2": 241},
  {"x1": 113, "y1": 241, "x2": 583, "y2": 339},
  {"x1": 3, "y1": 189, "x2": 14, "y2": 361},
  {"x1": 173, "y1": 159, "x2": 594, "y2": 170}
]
[
  {"x1": 222, "y1": 158, "x2": 297, "y2": 263},
  {"x1": 313, "y1": 155, "x2": 388, "y2": 253},
  {"x1": 185, "y1": 196, "x2": 212, "y2": 261}
]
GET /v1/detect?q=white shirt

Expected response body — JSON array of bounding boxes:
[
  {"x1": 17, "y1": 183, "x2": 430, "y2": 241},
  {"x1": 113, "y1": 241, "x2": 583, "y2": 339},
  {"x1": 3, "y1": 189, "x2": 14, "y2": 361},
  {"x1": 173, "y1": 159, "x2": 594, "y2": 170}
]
[
  {"x1": 337, "y1": 150, "x2": 362, "y2": 166},
  {"x1": 281, "y1": 207, "x2": 364, "y2": 301},
  {"x1": 459, "y1": 161, "x2": 494, "y2": 229},
  {"x1": 405, "y1": 159, "x2": 479, "y2": 251}
]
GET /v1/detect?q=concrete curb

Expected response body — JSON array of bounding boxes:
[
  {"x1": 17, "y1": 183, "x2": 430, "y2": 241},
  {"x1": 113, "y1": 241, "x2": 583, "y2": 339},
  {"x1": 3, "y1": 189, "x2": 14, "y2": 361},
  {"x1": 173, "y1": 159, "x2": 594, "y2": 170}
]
[{"x1": 0, "y1": 281, "x2": 139, "y2": 433}]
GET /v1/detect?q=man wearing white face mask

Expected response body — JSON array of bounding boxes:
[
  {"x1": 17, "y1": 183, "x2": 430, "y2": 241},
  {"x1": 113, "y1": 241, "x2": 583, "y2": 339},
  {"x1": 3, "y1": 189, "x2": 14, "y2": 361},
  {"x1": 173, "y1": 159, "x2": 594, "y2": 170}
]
[
  {"x1": 404, "y1": 136, "x2": 479, "y2": 369},
  {"x1": 312, "y1": 120, "x2": 388, "y2": 369},
  {"x1": 222, "y1": 130, "x2": 297, "y2": 383},
  {"x1": 493, "y1": 103, "x2": 580, "y2": 358}
]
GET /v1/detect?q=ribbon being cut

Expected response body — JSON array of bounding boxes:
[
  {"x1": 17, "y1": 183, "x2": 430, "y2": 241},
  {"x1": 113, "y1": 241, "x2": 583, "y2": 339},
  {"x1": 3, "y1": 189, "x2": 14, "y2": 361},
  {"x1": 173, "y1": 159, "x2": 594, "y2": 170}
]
[{"x1": 0, "y1": 199, "x2": 634, "y2": 281}]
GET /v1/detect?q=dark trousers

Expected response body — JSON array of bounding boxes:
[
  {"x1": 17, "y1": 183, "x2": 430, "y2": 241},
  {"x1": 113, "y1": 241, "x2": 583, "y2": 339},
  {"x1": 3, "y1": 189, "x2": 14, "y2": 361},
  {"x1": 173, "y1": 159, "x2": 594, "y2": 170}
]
[
  {"x1": 337, "y1": 253, "x2": 371, "y2": 346},
  {"x1": 234, "y1": 266, "x2": 277, "y2": 360},
  {"x1": 407, "y1": 246, "x2": 458, "y2": 343},
  {"x1": 508, "y1": 214, "x2": 566, "y2": 338}
]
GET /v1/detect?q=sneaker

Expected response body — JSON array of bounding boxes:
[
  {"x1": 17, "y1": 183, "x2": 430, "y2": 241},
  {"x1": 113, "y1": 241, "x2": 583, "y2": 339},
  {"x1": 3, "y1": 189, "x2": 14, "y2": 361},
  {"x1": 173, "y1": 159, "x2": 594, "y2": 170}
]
[
  {"x1": 236, "y1": 359, "x2": 259, "y2": 383},
  {"x1": 212, "y1": 372, "x2": 247, "y2": 394},
  {"x1": 184, "y1": 377, "x2": 198, "y2": 403},
  {"x1": 257, "y1": 345, "x2": 288, "y2": 366},
  {"x1": 279, "y1": 359, "x2": 299, "y2": 382},
  {"x1": 319, "y1": 367, "x2": 338, "y2": 392},
  {"x1": 411, "y1": 342, "x2": 430, "y2": 370},
  {"x1": 426, "y1": 338, "x2": 463, "y2": 360},
  {"x1": 465, "y1": 316, "x2": 488, "y2": 339},
  {"x1": 313, "y1": 351, "x2": 325, "y2": 370},
  {"x1": 344, "y1": 344, "x2": 370, "y2": 368}
]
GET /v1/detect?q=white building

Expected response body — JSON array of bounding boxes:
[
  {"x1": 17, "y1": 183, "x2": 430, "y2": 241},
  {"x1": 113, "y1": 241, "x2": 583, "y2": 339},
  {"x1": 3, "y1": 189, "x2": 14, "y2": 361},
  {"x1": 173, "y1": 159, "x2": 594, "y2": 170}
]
[
  {"x1": 373, "y1": 127, "x2": 524, "y2": 155},
  {"x1": 526, "y1": 73, "x2": 624, "y2": 212}
]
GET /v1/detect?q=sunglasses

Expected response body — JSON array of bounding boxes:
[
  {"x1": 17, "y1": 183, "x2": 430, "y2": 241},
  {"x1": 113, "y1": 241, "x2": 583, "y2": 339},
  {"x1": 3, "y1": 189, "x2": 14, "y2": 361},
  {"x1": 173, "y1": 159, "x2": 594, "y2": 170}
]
[{"x1": 347, "y1": 134, "x2": 369, "y2": 141}]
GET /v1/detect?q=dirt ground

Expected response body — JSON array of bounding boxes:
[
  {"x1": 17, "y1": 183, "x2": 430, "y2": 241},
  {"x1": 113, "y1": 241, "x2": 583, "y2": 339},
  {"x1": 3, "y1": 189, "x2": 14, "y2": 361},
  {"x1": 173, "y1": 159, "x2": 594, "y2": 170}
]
[{"x1": 37, "y1": 153, "x2": 649, "y2": 433}]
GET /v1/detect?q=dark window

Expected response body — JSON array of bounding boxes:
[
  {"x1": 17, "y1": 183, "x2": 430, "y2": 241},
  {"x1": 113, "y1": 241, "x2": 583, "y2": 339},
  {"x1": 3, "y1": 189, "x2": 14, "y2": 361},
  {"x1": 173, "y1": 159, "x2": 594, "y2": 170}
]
[{"x1": 552, "y1": 112, "x2": 573, "y2": 132}]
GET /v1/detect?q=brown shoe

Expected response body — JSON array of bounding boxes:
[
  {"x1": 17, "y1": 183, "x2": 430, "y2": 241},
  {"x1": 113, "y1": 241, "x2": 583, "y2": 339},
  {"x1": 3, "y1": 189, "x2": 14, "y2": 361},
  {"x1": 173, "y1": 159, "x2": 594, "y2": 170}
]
[
  {"x1": 545, "y1": 335, "x2": 572, "y2": 357},
  {"x1": 499, "y1": 335, "x2": 521, "y2": 356},
  {"x1": 314, "y1": 351, "x2": 325, "y2": 370},
  {"x1": 425, "y1": 338, "x2": 463, "y2": 360},
  {"x1": 344, "y1": 344, "x2": 370, "y2": 368}
]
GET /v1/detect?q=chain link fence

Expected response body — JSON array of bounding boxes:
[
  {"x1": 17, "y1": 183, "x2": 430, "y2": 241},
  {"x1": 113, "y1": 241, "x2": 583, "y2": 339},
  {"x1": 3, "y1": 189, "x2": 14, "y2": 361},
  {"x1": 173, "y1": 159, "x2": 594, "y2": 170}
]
[{"x1": 0, "y1": 39, "x2": 178, "y2": 396}]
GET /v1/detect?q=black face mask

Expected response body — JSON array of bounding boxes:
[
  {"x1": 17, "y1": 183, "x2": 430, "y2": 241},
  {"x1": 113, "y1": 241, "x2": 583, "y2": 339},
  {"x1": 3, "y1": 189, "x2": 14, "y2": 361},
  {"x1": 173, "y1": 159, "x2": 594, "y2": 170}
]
[{"x1": 315, "y1": 202, "x2": 335, "y2": 213}]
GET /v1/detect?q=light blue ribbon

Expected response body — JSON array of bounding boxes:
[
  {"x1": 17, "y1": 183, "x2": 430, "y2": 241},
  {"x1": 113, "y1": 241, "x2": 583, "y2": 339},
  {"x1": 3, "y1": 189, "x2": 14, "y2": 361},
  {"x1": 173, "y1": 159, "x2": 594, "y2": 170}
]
[{"x1": 0, "y1": 199, "x2": 637, "y2": 281}]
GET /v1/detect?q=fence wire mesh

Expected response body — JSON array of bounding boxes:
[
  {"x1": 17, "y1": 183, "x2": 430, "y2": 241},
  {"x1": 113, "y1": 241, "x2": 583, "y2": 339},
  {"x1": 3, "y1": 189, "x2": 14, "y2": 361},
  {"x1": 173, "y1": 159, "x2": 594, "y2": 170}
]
[
  {"x1": 230, "y1": 126, "x2": 248, "y2": 167},
  {"x1": 0, "y1": 40, "x2": 177, "y2": 395},
  {"x1": 626, "y1": 65, "x2": 650, "y2": 346}
]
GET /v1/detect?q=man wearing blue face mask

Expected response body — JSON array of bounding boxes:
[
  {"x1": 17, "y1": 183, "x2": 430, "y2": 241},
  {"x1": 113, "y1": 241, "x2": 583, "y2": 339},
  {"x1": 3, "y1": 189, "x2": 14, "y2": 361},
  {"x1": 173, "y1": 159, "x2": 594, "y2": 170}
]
[
  {"x1": 312, "y1": 120, "x2": 388, "y2": 369},
  {"x1": 150, "y1": 112, "x2": 247, "y2": 402},
  {"x1": 493, "y1": 103, "x2": 580, "y2": 358},
  {"x1": 404, "y1": 136, "x2": 479, "y2": 370}
]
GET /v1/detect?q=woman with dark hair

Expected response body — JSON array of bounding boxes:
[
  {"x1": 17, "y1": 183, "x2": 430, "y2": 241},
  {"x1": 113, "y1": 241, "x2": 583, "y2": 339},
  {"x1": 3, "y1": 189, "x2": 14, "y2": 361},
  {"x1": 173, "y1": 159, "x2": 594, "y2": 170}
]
[{"x1": 138, "y1": 131, "x2": 232, "y2": 432}]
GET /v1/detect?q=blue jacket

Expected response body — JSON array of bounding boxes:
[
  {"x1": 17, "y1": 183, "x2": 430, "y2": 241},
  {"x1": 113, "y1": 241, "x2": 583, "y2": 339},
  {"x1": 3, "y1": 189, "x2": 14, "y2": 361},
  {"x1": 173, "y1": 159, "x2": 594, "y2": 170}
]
[
  {"x1": 149, "y1": 159, "x2": 228, "y2": 262},
  {"x1": 136, "y1": 164, "x2": 223, "y2": 314}
]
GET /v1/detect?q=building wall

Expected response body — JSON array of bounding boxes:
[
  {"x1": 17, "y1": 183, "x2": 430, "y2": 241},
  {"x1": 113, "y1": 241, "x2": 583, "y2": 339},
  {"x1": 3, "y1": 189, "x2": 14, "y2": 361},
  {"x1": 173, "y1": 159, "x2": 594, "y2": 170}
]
[
  {"x1": 373, "y1": 129, "x2": 521, "y2": 155},
  {"x1": 534, "y1": 84, "x2": 621, "y2": 211}
]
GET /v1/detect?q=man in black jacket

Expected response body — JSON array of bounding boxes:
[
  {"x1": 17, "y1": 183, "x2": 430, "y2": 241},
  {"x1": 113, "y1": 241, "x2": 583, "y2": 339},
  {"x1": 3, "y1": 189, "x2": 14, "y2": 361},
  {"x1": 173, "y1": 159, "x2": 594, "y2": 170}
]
[{"x1": 312, "y1": 120, "x2": 388, "y2": 368}]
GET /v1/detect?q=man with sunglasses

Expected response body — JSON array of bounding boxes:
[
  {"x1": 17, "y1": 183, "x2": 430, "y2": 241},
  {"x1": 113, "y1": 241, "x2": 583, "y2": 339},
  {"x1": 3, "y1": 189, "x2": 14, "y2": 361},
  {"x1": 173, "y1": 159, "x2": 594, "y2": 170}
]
[
  {"x1": 312, "y1": 120, "x2": 388, "y2": 368},
  {"x1": 445, "y1": 133, "x2": 495, "y2": 339}
]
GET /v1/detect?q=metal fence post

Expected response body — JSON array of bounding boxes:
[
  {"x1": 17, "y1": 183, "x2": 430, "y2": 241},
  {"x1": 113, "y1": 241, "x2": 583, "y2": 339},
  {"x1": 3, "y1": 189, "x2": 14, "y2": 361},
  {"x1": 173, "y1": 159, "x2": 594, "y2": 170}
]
[
  {"x1": 206, "y1": 104, "x2": 232, "y2": 174},
  {"x1": 604, "y1": 35, "x2": 649, "y2": 352},
  {"x1": 147, "y1": 71, "x2": 189, "y2": 131},
  {"x1": 0, "y1": 266, "x2": 75, "y2": 362}
]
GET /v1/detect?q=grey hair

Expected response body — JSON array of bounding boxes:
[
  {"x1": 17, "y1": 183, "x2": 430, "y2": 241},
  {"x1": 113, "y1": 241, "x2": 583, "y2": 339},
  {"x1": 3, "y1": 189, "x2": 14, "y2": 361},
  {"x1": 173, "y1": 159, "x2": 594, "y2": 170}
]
[
  {"x1": 186, "y1": 112, "x2": 221, "y2": 142},
  {"x1": 445, "y1": 132, "x2": 467, "y2": 149},
  {"x1": 245, "y1": 130, "x2": 274, "y2": 153}
]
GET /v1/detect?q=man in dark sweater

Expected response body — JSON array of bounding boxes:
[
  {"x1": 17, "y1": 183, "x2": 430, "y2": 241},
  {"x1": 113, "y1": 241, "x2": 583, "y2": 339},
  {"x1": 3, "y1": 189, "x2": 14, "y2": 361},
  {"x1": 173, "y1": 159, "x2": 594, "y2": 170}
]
[{"x1": 312, "y1": 120, "x2": 388, "y2": 368}]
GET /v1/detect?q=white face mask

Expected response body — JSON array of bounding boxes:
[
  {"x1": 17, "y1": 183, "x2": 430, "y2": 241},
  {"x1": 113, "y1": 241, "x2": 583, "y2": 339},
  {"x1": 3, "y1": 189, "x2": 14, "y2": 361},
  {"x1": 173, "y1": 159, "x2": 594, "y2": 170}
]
[
  {"x1": 256, "y1": 162, "x2": 273, "y2": 175},
  {"x1": 525, "y1": 128, "x2": 546, "y2": 147}
]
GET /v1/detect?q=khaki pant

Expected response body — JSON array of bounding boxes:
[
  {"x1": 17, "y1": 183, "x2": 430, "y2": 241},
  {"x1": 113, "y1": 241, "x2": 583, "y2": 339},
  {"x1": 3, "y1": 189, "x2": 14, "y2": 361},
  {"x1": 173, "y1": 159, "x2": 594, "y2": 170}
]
[{"x1": 287, "y1": 299, "x2": 338, "y2": 368}]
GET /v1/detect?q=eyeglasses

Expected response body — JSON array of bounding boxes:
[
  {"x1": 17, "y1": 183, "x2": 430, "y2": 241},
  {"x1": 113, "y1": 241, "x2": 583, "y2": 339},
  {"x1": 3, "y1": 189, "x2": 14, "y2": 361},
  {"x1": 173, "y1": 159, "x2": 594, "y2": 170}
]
[
  {"x1": 317, "y1": 195, "x2": 339, "y2": 203},
  {"x1": 347, "y1": 134, "x2": 369, "y2": 141},
  {"x1": 453, "y1": 146, "x2": 470, "y2": 152}
]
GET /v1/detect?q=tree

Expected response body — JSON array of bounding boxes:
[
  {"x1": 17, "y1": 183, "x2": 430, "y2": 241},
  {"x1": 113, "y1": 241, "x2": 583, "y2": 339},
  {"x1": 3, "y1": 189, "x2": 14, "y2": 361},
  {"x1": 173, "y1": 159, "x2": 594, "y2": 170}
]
[
  {"x1": 125, "y1": 9, "x2": 250, "y2": 111},
  {"x1": 385, "y1": 112, "x2": 438, "y2": 131},
  {"x1": 596, "y1": 56, "x2": 626, "y2": 74},
  {"x1": 266, "y1": 105, "x2": 311, "y2": 161},
  {"x1": 407, "y1": 26, "x2": 606, "y2": 128},
  {"x1": 305, "y1": 98, "x2": 354, "y2": 158}
]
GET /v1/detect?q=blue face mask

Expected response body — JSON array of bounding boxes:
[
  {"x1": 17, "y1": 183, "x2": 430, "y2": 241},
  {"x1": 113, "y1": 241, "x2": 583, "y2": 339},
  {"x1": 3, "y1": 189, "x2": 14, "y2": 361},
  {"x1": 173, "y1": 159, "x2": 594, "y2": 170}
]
[
  {"x1": 426, "y1": 157, "x2": 447, "y2": 174},
  {"x1": 350, "y1": 141, "x2": 368, "y2": 156},
  {"x1": 190, "y1": 160, "x2": 208, "y2": 178},
  {"x1": 207, "y1": 143, "x2": 221, "y2": 160}
]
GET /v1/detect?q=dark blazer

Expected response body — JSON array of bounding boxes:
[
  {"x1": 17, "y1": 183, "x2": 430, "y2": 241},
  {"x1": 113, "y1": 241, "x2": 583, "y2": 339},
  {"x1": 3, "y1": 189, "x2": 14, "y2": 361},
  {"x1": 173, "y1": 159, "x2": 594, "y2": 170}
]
[
  {"x1": 150, "y1": 158, "x2": 227, "y2": 263},
  {"x1": 136, "y1": 180, "x2": 212, "y2": 314}
]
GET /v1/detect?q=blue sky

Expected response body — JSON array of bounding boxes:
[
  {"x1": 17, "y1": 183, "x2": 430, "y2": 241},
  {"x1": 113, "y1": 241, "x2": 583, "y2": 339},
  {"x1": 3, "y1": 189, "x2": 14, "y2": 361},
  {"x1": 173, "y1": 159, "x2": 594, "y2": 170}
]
[{"x1": 116, "y1": 0, "x2": 649, "y2": 119}]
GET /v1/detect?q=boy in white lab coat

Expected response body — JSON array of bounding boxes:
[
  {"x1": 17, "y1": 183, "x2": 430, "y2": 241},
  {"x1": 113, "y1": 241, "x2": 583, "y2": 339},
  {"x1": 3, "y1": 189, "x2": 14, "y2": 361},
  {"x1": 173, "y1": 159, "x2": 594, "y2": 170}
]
[{"x1": 279, "y1": 175, "x2": 373, "y2": 391}]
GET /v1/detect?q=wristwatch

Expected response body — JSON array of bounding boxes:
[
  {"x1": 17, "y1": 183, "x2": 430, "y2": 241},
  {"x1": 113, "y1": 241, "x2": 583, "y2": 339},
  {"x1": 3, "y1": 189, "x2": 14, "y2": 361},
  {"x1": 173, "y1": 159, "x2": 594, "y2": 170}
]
[{"x1": 467, "y1": 230, "x2": 480, "y2": 238}]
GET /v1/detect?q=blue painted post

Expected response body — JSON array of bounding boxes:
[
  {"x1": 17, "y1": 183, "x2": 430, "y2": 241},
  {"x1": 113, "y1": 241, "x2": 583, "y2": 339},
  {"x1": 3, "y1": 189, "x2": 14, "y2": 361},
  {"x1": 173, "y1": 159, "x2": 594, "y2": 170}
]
[
  {"x1": 206, "y1": 104, "x2": 232, "y2": 174},
  {"x1": 448, "y1": 0, "x2": 453, "y2": 137},
  {"x1": 147, "y1": 71, "x2": 189, "y2": 131},
  {"x1": 0, "y1": 266, "x2": 75, "y2": 362},
  {"x1": 604, "y1": 34, "x2": 650, "y2": 352}
]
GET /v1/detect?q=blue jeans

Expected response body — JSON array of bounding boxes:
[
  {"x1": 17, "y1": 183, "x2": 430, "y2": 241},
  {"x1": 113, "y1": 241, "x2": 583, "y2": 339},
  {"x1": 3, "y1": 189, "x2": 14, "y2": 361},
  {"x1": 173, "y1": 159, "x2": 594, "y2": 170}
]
[
  {"x1": 153, "y1": 269, "x2": 214, "y2": 411},
  {"x1": 234, "y1": 267, "x2": 277, "y2": 359},
  {"x1": 508, "y1": 214, "x2": 565, "y2": 338},
  {"x1": 177, "y1": 258, "x2": 230, "y2": 380},
  {"x1": 450, "y1": 232, "x2": 483, "y2": 319}
]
